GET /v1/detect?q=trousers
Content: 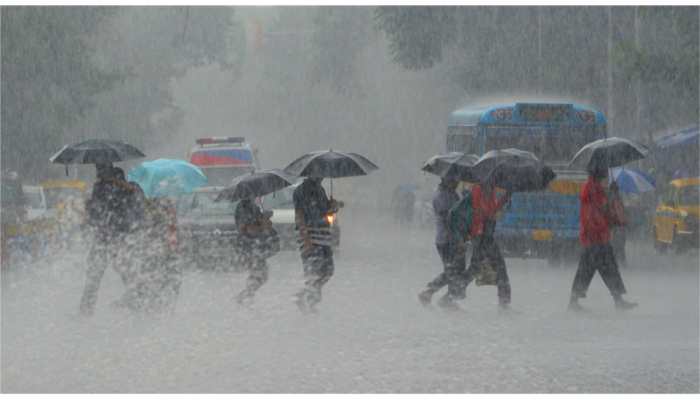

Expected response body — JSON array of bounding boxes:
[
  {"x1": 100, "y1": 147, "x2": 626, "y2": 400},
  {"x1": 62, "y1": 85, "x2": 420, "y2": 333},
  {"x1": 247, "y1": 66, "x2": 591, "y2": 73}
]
[
  {"x1": 425, "y1": 242, "x2": 468, "y2": 299},
  {"x1": 571, "y1": 243, "x2": 627, "y2": 299},
  {"x1": 297, "y1": 244, "x2": 334, "y2": 307},
  {"x1": 463, "y1": 233, "x2": 511, "y2": 305}
]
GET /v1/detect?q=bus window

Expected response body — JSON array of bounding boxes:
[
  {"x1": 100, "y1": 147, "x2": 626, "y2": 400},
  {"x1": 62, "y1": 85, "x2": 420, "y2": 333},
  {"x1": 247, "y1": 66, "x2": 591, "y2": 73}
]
[{"x1": 446, "y1": 126, "x2": 474, "y2": 153}]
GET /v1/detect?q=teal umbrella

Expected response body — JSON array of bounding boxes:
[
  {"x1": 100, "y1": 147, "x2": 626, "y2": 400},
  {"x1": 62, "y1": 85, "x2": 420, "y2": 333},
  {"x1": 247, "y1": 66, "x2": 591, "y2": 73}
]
[{"x1": 128, "y1": 159, "x2": 208, "y2": 198}]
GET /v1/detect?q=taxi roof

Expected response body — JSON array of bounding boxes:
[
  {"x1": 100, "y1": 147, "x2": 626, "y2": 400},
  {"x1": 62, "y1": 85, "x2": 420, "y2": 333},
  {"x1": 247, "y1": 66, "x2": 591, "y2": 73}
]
[
  {"x1": 670, "y1": 177, "x2": 700, "y2": 187},
  {"x1": 39, "y1": 179, "x2": 87, "y2": 190}
]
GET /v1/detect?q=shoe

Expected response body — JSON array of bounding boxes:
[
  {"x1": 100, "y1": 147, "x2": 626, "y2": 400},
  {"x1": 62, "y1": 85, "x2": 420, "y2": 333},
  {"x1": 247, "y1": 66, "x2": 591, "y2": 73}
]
[
  {"x1": 437, "y1": 294, "x2": 461, "y2": 312},
  {"x1": 294, "y1": 292, "x2": 310, "y2": 314},
  {"x1": 418, "y1": 290, "x2": 433, "y2": 307},
  {"x1": 568, "y1": 300, "x2": 587, "y2": 313},
  {"x1": 236, "y1": 291, "x2": 254, "y2": 306},
  {"x1": 615, "y1": 298, "x2": 638, "y2": 310}
]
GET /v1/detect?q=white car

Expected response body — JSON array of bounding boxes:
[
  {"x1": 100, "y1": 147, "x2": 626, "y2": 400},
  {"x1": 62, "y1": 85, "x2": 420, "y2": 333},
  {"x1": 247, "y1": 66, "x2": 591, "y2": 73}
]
[{"x1": 22, "y1": 185, "x2": 50, "y2": 221}]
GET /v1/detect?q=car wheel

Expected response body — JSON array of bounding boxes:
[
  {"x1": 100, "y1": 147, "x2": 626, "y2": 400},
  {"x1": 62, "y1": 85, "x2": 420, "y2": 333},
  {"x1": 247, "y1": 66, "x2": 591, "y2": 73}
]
[
  {"x1": 671, "y1": 228, "x2": 686, "y2": 254},
  {"x1": 653, "y1": 228, "x2": 668, "y2": 254}
]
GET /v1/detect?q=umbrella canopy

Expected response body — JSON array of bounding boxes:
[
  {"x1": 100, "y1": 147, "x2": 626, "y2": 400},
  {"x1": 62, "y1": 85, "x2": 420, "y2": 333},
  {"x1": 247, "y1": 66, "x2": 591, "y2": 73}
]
[
  {"x1": 421, "y1": 152, "x2": 479, "y2": 180},
  {"x1": 216, "y1": 169, "x2": 298, "y2": 202},
  {"x1": 471, "y1": 148, "x2": 556, "y2": 192},
  {"x1": 127, "y1": 159, "x2": 207, "y2": 198},
  {"x1": 50, "y1": 139, "x2": 145, "y2": 165},
  {"x1": 283, "y1": 149, "x2": 379, "y2": 178},
  {"x1": 569, "y1": 137, "x2": 649, "y2": 172},
  {"x1": 610, "y1": 167, "x2": 656, "y2": 194}
]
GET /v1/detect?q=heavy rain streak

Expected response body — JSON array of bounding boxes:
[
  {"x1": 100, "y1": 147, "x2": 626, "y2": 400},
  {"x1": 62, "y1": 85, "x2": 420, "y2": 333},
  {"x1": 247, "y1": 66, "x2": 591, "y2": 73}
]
[{"x1": 2, "y1": 6, "x2": 699, "y2": 393}]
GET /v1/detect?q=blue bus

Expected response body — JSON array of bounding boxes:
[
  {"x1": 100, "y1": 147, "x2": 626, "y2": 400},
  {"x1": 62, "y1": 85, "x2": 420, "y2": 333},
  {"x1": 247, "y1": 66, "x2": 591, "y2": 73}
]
[{"x1": 447, "y1": 102, "x2": 607, "y2": 264}]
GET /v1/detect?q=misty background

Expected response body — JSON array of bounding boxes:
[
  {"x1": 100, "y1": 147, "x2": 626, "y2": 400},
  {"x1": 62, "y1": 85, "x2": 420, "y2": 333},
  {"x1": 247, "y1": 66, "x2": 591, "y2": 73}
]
[{"x1": 2, "y1": 6, "x2": 699, "y2": 206}]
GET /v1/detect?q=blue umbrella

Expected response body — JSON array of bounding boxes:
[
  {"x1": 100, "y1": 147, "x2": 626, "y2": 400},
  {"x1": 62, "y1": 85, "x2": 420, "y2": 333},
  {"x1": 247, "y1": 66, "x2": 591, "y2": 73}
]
[
  {"x1": 610, "y1": 167, "x2": 655, "y2": 194},
  {"x1": 128, "y1": 159, "x2": 208, "y2": 198}
]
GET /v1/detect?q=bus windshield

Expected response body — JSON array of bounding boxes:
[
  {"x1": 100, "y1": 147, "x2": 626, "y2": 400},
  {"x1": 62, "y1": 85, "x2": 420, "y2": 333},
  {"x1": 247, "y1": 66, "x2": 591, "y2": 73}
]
[{"x1": 482, "y1": 126, "x2": 601, "y2": 163}]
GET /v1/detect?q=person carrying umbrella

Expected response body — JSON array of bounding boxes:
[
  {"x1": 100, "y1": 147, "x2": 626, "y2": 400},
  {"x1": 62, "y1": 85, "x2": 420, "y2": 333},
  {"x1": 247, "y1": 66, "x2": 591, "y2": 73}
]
[
  {"x1": 568, "y1": 166, "x2": 637, "y2": 312},
  {"x1": 417, "y1": 175, "x2": 468, "y2": 310},
  {"x1": 234, "y1": 196, "x2": 277, "y2": 305},
  {"x1": 284, "y1": 149, "x2": 379, "y2": 313},
  {"x1": 216, "y1": 169, "x2": 292, "y2": 306},
  {"x1": 458, "y1": 148, "x2": 555, "y2": 310},
  {"x1": 292, "y1": 176, "x2": 339, "y2": 313},
  {"x1": 80, "y1": 166, "x2": 144, "y2": 315},
  {"x1": 568, "y1": 137, "x2": 644, "y2": 312},
  {"x1": 462, "y1": 175, "x2": 513, "y2": 309}
]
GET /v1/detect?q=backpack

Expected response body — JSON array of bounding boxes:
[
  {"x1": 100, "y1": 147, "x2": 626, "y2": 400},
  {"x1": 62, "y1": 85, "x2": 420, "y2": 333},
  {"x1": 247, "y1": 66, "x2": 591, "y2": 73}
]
[{"x1": 447, "y1": 191, "x2": 473, "y2": 241}]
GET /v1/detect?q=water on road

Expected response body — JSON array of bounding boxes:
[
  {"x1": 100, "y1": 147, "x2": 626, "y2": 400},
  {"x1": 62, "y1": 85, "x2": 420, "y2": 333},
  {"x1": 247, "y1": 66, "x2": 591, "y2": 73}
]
[{"x1": 2, "y1": 209, "x2": 698, "y2": 392}]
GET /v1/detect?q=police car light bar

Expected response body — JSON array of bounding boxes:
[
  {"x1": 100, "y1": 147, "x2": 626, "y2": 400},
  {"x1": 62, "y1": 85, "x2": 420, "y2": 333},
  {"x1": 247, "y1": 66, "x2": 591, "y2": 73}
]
[{"x1": 196, "y1": 137, "x2": 245, "y2": 145}]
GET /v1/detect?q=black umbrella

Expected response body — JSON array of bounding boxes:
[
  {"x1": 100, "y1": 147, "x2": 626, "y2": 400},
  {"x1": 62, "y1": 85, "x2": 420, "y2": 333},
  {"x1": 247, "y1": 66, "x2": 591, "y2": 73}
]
[
  {"x1": 215, "y1": 169, "x2": 298, "y2": 202},
  {"x1": 471, "y1": 148, "x2": 556, "y2": 192},
  {"x1": 421, "y1": 152, "x2": 479, "y2": 180},
  {"x1": 50, "y1": 139, "x2": 146, "y2": 165},
  {"x1": 284, "y1": 149, "x2": 379, "y2": 178},
  {"x1": 569, "y1": 137, "x2": 649, "y2": 172},
  {"x1": 284, "y1": 149, "x2": 379, "y2": 197}
]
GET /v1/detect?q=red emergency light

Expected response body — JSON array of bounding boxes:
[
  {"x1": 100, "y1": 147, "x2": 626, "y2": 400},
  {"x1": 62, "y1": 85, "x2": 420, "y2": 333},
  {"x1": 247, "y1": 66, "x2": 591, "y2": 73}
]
[{"x1": 196, "y1": 137, "x2": 245, "y2": 145}]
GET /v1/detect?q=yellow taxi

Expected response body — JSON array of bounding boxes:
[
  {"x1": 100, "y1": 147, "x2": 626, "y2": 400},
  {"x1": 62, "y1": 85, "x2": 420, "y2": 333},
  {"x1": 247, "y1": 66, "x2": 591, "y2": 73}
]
[{"x1": 653, "y1": 177, "x2": 700, "y2": 253}]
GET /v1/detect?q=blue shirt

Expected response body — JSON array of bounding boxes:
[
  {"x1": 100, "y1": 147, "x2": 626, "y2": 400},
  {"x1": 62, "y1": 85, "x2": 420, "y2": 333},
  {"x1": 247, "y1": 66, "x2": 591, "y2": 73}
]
[{"x1": 433, "y1": 184, "x2": 460, "y2": 244}]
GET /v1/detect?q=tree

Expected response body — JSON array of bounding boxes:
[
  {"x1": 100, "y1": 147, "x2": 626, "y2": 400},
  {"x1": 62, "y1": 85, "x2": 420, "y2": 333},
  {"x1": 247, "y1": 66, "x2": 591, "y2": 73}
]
[
  {"x1": 72, "y1": 7, "x2": 245, "y2": 157},
  {"x1": 1, "y1": 7, "x2": 121, "y2": 179},
  {"x1": 375, "y1": 6, "x2": 698, "y2": 139},
  {"x1": 310, "y1": 7, "x2": 375, "y2": 95}
]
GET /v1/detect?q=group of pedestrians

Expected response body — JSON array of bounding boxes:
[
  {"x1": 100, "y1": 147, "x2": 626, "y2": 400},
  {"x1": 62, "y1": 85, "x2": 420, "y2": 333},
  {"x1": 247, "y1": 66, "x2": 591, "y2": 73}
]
[
  {"x1": 80, "y1": 158, "x2": 637, "y2": 316},
  {"x1": 232, "y1": 176, "x2": 338, "y2": 314},
  {"x1": 420, "y1": 166, "x2": 637, "y2": 313},
  {"x1": 418, "y1": 175, "x2": 511, "y2": 311}
]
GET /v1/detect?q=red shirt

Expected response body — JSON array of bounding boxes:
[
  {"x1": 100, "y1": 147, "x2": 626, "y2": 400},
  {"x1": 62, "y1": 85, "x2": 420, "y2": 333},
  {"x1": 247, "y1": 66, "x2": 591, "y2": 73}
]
[
  {"x1": 470, "y1": 184, "x2": 508, "y2": 237},
  {"x1": 579, "y1": 177, "x2": 610, "y2": 246}
]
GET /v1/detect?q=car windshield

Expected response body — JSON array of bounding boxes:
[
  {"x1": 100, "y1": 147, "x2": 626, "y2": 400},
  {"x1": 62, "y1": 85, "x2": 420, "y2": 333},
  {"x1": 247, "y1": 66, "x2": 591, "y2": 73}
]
[
  {"x1": 25, "y1": 191, "x2": 44, "y2": 209},
  {"x1": 262, "y1": 186, "x2": 295, "y2": 209},
  {"x1": 201, "y1": 167, "x2": 254, "y2": 187},
  {"x1": 44, "y1": 187, "x2": 82, "y2": 208},
  {"x1": 178, "y1": 191, "x2": 238, "y2": 217},
  {"x1": 678, "y1": 185, "x2": 700, "y2": 205}
]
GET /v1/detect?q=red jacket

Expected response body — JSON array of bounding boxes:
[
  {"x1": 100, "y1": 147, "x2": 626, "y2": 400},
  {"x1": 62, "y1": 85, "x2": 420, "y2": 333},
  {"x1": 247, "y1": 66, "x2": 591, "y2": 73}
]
[
  {"x1": 470, "y1": 184, "x2": 509, "y2": 237},
  {"x1": 579, "y1": 177, "x2": 611, "y2": 246}
]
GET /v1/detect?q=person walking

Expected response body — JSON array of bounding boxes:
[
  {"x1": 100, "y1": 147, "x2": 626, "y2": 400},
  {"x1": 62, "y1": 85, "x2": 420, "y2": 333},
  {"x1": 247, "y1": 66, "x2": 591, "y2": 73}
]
[
  {"x1": 79, "y1": 166, "x2": 141, "y2": 316},
  {"x1": 293, "y1": 177, "x2": 339, "y2": 313},
  {"x1": 460, "y1": 178, "x2": 512, "y2": 310},
  {"x1": 417, "y1": 177, "x2": 468, "y2": 310},
  {"x1": 234, "y1": 197, "x2": 274, "y2": 305},
  {"x1": 568, "y1": 167, "x2": 637, "y2": 312}
]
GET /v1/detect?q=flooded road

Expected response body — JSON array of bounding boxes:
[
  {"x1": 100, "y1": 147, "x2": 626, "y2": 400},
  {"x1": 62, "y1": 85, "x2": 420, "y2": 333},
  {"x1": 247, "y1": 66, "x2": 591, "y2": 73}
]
[{"x1": 2, "y1": 209, "x2": 698, "y2": 393}]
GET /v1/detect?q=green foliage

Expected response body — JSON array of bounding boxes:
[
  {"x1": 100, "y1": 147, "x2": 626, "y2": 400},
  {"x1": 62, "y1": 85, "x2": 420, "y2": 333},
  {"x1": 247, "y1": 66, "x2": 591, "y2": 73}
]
[
  {"x1": 615, "y1": 7, "x2": 698, "y2": 93},
  {"x1": 1, "y1": 7, "x2": 122, "y2": 178},
  {"x1": 375, "y1": 7, "x2": 458, "y2": 70},
  {"x1": 311, "y1": 7, "x2": 374, "y2": 94},
  {"x1": 73, "y1": 7, "x2": 243, "y2": 164}
]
